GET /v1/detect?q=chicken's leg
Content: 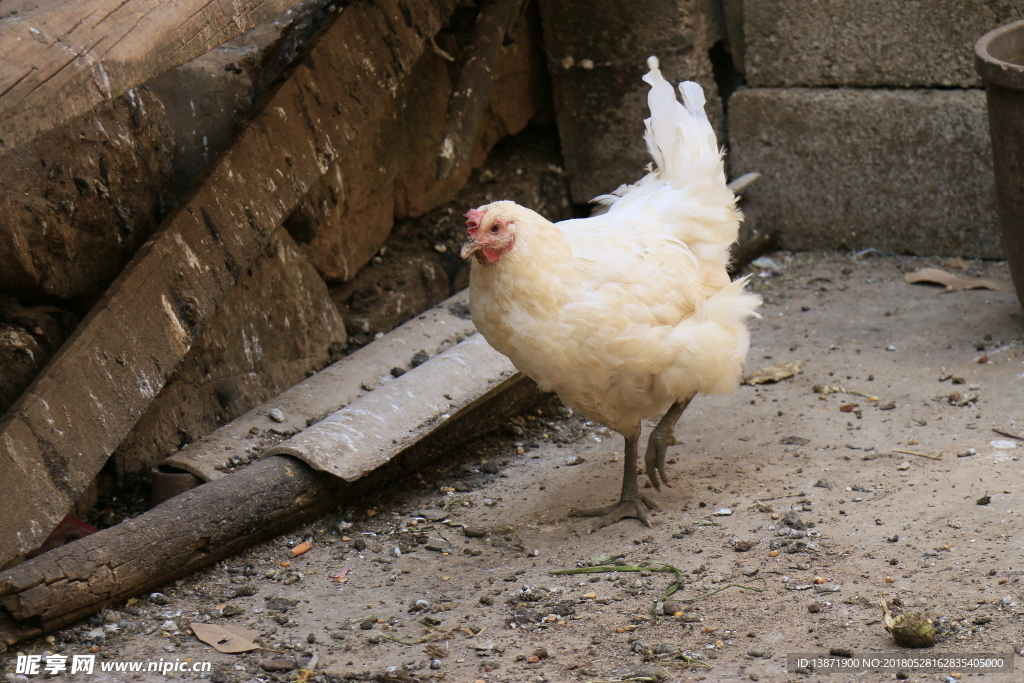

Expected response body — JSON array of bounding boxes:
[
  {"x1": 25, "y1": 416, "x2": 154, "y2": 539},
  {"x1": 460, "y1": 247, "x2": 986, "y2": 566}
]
[
  {"x1": 644, "y1": 395, "x2": 694, "y2": 491},
  {"x1": 572, "y1": 422, "x2": 658, "y2": 533}
]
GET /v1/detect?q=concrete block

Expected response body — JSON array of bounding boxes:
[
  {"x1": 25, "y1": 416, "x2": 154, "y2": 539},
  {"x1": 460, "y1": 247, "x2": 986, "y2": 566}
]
[
  {"x1": 539, "y1": 0, "x2": 721, "y2": 204},
  {"x1": 744, "y1": 0, "x2": 1024, "y2": 87},
  {"x1": 729, "y1": 88, "x2": 999, "y2": 257}
]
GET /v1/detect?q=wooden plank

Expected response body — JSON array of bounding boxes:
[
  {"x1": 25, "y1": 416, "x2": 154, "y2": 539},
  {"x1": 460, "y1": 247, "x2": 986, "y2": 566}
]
[
  {"x1": 0, "y1": 363, "x2": 542, "y2": 642},
  {"x1": 0, "y1": 0, "x2": 306, "y2": 152},
  {"x1": 0, "y1": 0, "x2": 459, "y2": 568},
  {"x1": 435, "y1": 0, "x2": 525, "y2": 179},
  {"x1": 163, "y1": 291, "x2": 477, "y2": 482}
]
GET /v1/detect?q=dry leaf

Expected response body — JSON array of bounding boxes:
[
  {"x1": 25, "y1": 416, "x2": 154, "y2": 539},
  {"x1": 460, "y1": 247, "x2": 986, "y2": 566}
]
[
  {"x1": 903, "y1": 268, "x2": 999, "y2": 291},
  {"x1": 743, "y1": 360, "x2": 801, "y2": 385},
  {"x1": 191, "y1": 622, "x2": 260, "y2": 653}
]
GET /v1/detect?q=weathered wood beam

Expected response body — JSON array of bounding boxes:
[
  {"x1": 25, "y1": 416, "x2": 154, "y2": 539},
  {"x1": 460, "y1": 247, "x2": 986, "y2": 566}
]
[
  {"x1": 0, "y1": 0, "x2": 460, "y2": 568},
  {"x1": 0, "y1": 340, "x2": 542, "y2": 646},
  {"x1": 0, "y1": 0, "x2": 308, "y2": 152},
  {"x1": 436, "y1": 0, "x2": 525, "y2": 180}
]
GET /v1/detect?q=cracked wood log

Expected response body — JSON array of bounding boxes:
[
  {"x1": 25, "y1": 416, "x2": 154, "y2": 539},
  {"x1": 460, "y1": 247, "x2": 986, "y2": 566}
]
[
  {"x1": 0, "y1": 343, "x2": 542, "y2": 647},
  {"x1": 0, "y1": 0, "x2": 460, "y2": 567},
  {"x1": 435, "y1": 0, "x2": 525, "y2": 180},
  {"x1": 0, "y1": 0, "x2": 309, "y2": 152}
]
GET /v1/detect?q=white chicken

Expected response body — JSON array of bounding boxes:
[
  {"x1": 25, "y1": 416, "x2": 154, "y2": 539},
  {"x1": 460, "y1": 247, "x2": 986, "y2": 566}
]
[{"x1": 460, "y1": 57, "x2": 761, "y2": 531}]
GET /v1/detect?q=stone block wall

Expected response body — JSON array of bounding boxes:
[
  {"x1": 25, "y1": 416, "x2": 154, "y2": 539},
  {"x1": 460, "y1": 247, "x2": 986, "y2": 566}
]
[
  {"x1": 729, "y1": 88, "x2": 999, "y2": 257},
  {"x1": 743, "y1": 0, "x2": 1022, "y2": 88},
  {"x1": 729, "y1": 0, "x2": 1024, "y2": 256},
  {"x1": 538, "y1": 0, "x2": 722, "y2": 204}
]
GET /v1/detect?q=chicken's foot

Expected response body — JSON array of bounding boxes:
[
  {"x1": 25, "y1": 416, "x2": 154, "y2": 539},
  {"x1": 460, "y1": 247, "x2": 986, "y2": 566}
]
[
  {"x1": 644, "y1": 395, "x2": 694, "y2": 491},
  {"x1": 573, "y1": 424, "x2": 658, "y2": 533}
]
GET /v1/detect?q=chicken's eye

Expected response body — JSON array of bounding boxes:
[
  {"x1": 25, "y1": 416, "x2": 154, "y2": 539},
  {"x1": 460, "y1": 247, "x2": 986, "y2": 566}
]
[{"x1": 490, "y1": 224, "x2": 501, "y2": 234}]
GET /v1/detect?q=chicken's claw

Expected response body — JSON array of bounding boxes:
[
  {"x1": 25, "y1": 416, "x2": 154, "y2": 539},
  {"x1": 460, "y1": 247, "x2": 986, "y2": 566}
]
[
  {"x1": 644, "y1": 432, "x2": 672, "y2": 491},
  {"x1": 644, "y1": 398, "x2": 693, "y2": 490},
  {"x1": 573, "y1": 493, "x2": 659, "y2": 533}
]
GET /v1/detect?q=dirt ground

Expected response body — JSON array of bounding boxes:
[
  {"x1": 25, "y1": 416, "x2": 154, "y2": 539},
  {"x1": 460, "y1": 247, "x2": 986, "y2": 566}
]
[{"x1": 5, "y1": 252, "x2": 1024, "y2": 683}]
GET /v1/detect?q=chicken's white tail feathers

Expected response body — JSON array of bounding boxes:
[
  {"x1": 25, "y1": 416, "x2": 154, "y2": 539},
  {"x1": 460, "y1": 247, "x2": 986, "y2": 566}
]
[
  {"x1": 587, "y1": 57, "x2": 741, "y2": 258},
  {"x1": 641, "y1": 59, "x2": 723, "y2": 189}
]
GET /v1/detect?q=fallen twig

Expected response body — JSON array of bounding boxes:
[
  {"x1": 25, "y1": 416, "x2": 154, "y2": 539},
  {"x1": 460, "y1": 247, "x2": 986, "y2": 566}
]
[
  {"x1": 550, "y1": 562, "x2": 684, "y2": 586},
  {"x1": 751, "y1": 492, "x2": 808, "y2": 502},
  {"x1": 663, "y1": 582, "x2": 766, "y2": 605},
  {"x1": 380, "y1": 629, "x2": 451, "y2": 646},
  {"x1": 814, "y1": 384, "x2": 878, "y2": 401},
  {"x1": 425, "y1": 643, "x2": 449, "y2": 658},
  {"x1": 678, "y1": 654, "x2": 712, "y2": 669},
  {"x1": 892, "y1": 448, "x2": 942, "y2": 461},
  {"x1": 993, "y1": 428, "x2": 1024, "y2": 442},
  {"x1": 442, "y1": 497, "x2": 473, "y2": 511}
]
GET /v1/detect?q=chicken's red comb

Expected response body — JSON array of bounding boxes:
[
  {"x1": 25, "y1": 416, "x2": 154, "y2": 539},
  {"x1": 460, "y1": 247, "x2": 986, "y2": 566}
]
[{"x1": 465, "y1": 208, "x2": 485, "y2": 232}]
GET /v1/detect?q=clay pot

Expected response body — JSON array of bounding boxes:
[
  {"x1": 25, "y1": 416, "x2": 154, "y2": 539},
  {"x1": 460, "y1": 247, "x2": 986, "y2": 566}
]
[{"x1": 976, "y1": 19, "x2": 1024, "y2": 310}]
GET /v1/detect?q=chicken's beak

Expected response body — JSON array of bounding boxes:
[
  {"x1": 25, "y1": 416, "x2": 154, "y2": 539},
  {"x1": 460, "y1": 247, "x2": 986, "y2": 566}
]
[{"x1": 460, "y1": 238, "x2": 481, "y2": 259}]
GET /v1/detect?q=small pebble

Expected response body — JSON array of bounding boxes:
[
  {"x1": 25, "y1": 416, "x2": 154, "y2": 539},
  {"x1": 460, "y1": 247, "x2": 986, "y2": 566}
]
[
  {"x1": 713, "y1": 508, "x2": 733, "y2": 516},
  {"x1": 260, "y1": 658, "x2": 296, "y2": 673},
  {"x1": 808, "y1": 603, "x2": 821, "y2": 613},
  {"x1": 268, "y1": 408, "x2": 286, "y2": 423},
  {"x1": 886, "y1": 534, "x2": 899, "y2": 543},
  {"x1": 896, "y1": 461, "x2": 910, "y2": 471}
]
